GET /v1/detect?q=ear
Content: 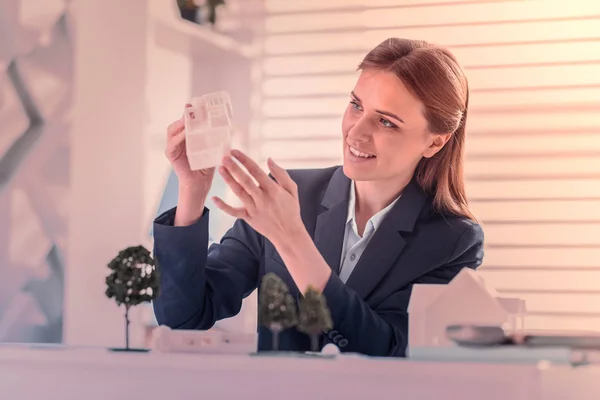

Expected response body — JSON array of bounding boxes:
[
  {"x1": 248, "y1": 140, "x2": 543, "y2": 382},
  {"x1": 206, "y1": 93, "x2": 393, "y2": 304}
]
[{"x1": 422, "y1": 133, "x2": 452, "y2": 158}]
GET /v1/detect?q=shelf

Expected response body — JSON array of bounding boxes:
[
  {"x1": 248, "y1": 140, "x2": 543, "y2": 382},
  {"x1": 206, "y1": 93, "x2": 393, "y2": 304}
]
[{"x1": 150, "y1": 1, "x2": 258, "y2": 59}]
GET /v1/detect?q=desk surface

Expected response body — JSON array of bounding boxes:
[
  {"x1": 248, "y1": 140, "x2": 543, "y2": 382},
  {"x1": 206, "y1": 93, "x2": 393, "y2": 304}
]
[{"x1": 0, "y1": 344, "x2": 598, "y2": 400}]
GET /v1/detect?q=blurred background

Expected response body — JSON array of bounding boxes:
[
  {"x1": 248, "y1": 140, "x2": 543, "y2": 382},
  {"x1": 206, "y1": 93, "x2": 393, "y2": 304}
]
[{"x1": 0, "y1": 0, "x2": 598, "y2": 349}]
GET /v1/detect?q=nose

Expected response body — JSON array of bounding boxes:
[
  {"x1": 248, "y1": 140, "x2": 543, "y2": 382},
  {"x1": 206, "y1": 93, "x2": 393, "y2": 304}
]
[{"x1": 347, "y1": 116, "x2": 371, "y2": 143}]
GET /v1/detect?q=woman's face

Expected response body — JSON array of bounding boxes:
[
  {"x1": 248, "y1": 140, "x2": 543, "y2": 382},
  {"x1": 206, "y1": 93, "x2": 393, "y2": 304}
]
[{"x1": 341, "y1": 69, "x2": 450, "y2": 183}]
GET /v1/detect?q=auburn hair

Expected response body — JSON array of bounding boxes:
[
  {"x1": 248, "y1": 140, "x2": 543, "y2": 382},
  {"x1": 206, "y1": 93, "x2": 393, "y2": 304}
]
[{"x1": 358, "y1": 38, "x2": 476, "y2": 222}]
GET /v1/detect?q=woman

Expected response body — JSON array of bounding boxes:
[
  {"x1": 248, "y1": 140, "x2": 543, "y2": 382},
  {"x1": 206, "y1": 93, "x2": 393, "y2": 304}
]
[{"x1": 152, "y1": 38, "x2": 484, "y2": 357}]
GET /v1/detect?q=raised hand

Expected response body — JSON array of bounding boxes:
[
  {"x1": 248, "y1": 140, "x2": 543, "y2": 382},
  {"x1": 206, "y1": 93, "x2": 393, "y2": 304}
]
[
  {"x1": 165, "y1": 104, "x2": 215, "y2": 189},
  {"x1": 212, "y1": 150, "x2": 305, "y2": 245},
  {"x1": 214, "y1": 149, "x2": 332, "y2": 293},
  {"x1": 166, "y1": 104, "x2": 216, "y2": 226}
]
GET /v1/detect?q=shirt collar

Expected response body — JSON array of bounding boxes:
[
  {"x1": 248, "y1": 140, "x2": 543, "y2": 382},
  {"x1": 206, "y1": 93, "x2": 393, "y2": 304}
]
[{"x1": 347, "y1": 180, "x2": 402, "y2": 234}]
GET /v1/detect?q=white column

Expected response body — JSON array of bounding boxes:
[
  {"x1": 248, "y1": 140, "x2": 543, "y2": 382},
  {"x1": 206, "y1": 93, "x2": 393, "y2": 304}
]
[
  {"x1": 141, "y1": 0, "x2": 193, "y2": 242},
  {"x1": 133, "y1": 1, "x2": 196, "y2": 345},
  {"x1": 65, "y1": 0, "x2": 149, "y2": 347}
]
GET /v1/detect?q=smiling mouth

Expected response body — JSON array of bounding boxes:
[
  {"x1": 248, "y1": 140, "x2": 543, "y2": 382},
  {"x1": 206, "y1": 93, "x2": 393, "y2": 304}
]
[{"x1": 349, "y1": 145, "x2": 376, "y2": 159}]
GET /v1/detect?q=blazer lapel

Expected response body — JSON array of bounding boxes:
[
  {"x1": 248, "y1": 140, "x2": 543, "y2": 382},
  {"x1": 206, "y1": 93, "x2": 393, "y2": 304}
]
[
  {"x1": 345, "y1": 178, "x2": 428, "y2": 300},
  {"x1": 313, "y1": 167, "x2": 351, "y2": 275}
]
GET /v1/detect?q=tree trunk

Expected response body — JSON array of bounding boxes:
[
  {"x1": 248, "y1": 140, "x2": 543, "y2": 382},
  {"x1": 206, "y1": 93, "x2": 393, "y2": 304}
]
[
  {"x1": 310, "y1": 334, "x2": 319, "y2": 352},
  {"x1": 272, "y1": 330, "x2": 279, "y2": 351},
  {"x1": 270, "y1": 324, "x2": 282, "y2": 351},
  {"x1": 125, "y1": 306, "x2": 130, "y2": 350}
]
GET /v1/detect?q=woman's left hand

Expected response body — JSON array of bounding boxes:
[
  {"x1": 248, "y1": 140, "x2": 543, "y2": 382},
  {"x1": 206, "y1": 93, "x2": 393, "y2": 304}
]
[{"x1": 213, "y1": 149, "x2": 306, "y2": 245}]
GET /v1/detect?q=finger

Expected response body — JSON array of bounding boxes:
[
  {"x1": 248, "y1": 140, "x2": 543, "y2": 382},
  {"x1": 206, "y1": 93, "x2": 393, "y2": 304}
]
[
  {"x1": 183, "y1": 103, "x2": 197, "y2": 121},
  {"x1": 268, "y1": 158, "x2": 297, "y2": 195},
  {"x1": 167, "y1": 131, "x2": 185, "y2": 152},
  {"x1": 218, "y1": 166, "x2": 255, "y2": 211},
  {"x1": 168, "y1": 103, "x2": 193, "y2": 136},
  {"x1": 166, "y1": 129, "x2": 185, "y2": 158},
  {"x1": 184, "y1": 102, "x2": 208, "y2": 122},
  {"x1": 222, "y1": 155, "x2": 262, "y2": 198},
  {"x1": 212, "y1": 196, "x2": 248, "y2": 219},
  {"x1": 230, "y1": 149, "x2": 275, "y2": 191},
  {"x1": 167, "y1": 118, "x2": 184, "y2": 137}
]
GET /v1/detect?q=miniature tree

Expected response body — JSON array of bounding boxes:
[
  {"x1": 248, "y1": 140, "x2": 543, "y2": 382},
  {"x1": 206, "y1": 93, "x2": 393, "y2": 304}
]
[
  {"x1": 258, "y1": 273, "x2": 298, "y2": 351},
  {"x1": 298, "y1": 286, "x2": 333, "y2": 352},
  {"x1": 105, "y1": 245, "x2": 159, "y2": 351}
]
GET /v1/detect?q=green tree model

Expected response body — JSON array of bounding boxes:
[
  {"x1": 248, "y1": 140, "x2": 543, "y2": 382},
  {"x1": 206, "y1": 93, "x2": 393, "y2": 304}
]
[
  {"x1": 258, "y1": 273, "x2": 298, "y2": 351},
  {"x1": 105, "y1": 245, "x2": 159, "y2": 351},
  {"x1": 298, "y1": 286, "x2": 333, "y2": 352}
]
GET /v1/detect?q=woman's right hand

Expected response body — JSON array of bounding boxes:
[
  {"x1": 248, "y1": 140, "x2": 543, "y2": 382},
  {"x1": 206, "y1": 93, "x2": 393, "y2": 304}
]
[
  {"x1": 166, "y1": 104, "x2": 216, "y2": 226},
  {"x1": 166, "y1": 104, "x2": 216, "y2": 188}
]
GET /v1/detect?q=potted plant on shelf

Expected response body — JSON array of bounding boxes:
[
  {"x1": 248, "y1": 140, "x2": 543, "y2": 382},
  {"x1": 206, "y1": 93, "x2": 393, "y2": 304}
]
[
  {"x1": 177, "y1": 0, "x2": 200, "y2": 23},
  {"x1": 258, "y1": 273, "x2": 298, "y2": 351},
  {"x1": 105, "y1": 245, "x2": 160, "y2": 352},
  {"x1": 206, "y1": 0, "x2": 226, "y2": 25}
]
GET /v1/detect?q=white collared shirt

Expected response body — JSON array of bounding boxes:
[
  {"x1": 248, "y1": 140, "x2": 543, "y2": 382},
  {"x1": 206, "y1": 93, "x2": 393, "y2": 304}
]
[{"x1": 338, "y1": 181, "x2": 402, "y2": 283}]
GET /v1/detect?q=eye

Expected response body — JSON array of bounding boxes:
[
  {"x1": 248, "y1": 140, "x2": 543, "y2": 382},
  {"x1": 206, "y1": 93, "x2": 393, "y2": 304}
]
[
  {"x1": 380, "y1": 118, "x2": 398, "y2": 129},
  {"x1": 350, "y1": 100, "x2": 362, "y2": 112}
]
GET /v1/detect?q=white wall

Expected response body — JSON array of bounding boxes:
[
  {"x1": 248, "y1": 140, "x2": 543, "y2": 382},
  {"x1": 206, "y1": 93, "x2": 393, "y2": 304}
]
[
  {"x1": 66, "y1": 0, "x2": 150, "y2": 347},
  {"x1": 253, "y1": 0, "x2": 600, "y2": 331},
  {"x1": 0, "y1": 0, "x2": 71, "y2": 344}
]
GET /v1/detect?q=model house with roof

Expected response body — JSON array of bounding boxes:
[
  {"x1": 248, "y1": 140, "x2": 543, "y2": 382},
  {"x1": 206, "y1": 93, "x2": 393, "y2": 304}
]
[{"x1": 407, "y1": 268, "x2": 526, "y2": 350}]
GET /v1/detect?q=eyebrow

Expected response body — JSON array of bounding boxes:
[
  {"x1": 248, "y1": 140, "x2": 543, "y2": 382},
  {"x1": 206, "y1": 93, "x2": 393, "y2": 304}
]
[{"x1": 351, "y1": 91, "x2": 405, "y2": 124}]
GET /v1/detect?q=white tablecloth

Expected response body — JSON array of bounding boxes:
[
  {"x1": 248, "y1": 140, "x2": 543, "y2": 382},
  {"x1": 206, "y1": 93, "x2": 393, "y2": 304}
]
[{"x1": 0, "y1": 344, "x2": 598, "y2": 400}]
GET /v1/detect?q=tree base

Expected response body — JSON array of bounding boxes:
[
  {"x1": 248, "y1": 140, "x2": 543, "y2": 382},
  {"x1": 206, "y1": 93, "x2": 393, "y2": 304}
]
[
  {"x1": 303, "y1": 351, "x2": 336, "y2": 359},
  {"x1": 108, "y1": 347, "x2": 150, "y2": 353},
  {"x1": 250, "y1": 351, "x2": 336, "y2": 359}
]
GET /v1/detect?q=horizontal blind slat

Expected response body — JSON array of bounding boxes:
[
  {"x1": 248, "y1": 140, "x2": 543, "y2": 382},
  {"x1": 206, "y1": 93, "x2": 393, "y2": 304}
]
[
  {"x1": 261, "y1": 108, "x2": 600, "y2": 136},
  {"x1": 467, "y1": 180, "x2": 600, "y2": 200},
  {"x1": 484, "y1": 224, "x2": 600, "y2": 246},
  {"x1": 264, "y1": 19, "x2": 600, "y2": 55},
  {"x1": 520, "y1": 314, "x2": 600, "y2": 331},
  {"x1": 497, "y1": 292, "x2": 600, "y2": 315},
  {"x1": 265, "y1": 2, "x2": 600, "y2": 33},
  {"x1": 265, "y1": 0, "x2": 499, "y2": 13},
  {"x1": 471, "y1": 200, "x2": 600, "y2": 223},
  {"x1": 262, "y1": 64, "x2": 600, "y2": 96},
  {"x1": 479, "y1": 270, "x2": 600, "y2": 292},
  {"x1": 483, "y1": 247, "x2": 600, "y2": 268},
  {"x1": 466, "y1": 157, "x2": 600, "y2": 179},
  {"x1": 263, "y1": 41, "x2": 600, "y2": 75}
]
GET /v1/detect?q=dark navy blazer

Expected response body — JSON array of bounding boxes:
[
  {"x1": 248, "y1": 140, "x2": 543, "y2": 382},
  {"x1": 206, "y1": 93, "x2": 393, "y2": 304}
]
[{"x1": 152, "y1": 166, "x2": 484, "y2": 357}]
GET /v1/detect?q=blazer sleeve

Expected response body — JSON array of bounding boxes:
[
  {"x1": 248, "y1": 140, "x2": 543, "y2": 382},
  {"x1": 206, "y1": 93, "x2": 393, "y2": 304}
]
[
  {"x1": 321, "y1": 223, "x2": 484, "y2": 357},
  {"x1": 152, "y1": 207, "x2": 261, "y2": 330}
]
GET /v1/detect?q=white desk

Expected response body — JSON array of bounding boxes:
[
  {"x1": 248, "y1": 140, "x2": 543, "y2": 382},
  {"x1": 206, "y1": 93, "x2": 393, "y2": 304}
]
[{"x1": 0, "y1": 345, "x2": 598, "y2": 400}]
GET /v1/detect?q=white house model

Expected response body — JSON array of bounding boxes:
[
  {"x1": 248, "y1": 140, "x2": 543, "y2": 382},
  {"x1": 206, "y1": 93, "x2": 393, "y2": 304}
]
[{"x1": 407, "y1": 268, "x2": 526, "y2": 349}]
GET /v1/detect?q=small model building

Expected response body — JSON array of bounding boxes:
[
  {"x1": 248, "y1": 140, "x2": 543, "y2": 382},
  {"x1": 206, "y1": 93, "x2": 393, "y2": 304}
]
[{"x1": 408, "y1": 268, "x2": 526, "y2": 350}]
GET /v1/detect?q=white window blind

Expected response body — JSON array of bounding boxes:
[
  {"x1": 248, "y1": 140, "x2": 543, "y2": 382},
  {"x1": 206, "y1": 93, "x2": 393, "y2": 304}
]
[{"x1": 249, "y1": 0, "x2": 600, "y2": 331}]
